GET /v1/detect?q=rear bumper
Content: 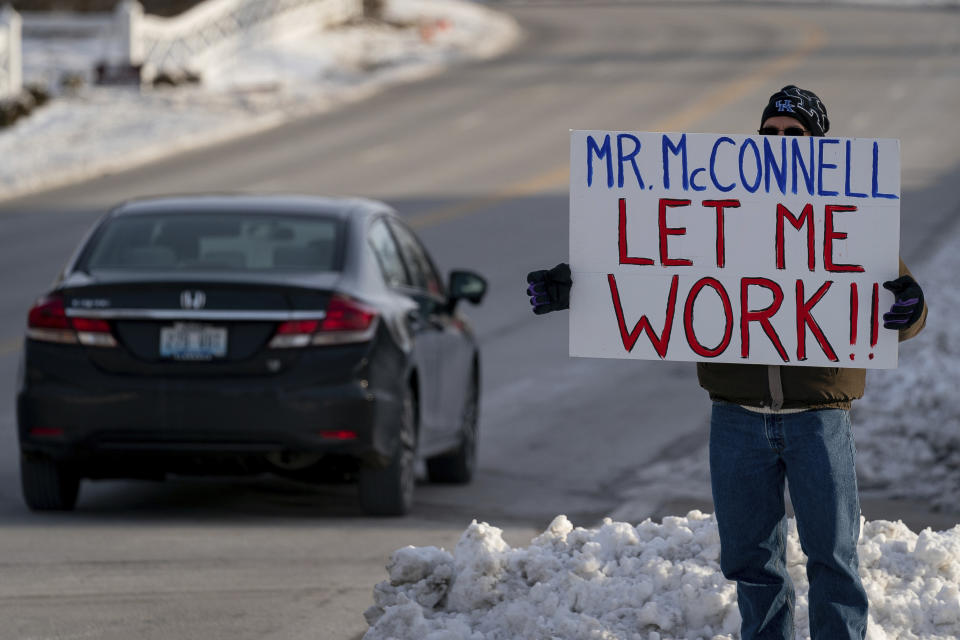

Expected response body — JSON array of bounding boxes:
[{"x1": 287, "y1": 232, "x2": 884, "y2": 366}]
[{"x1": 18, "y1": 341, "x2": 403, "y2": 468}]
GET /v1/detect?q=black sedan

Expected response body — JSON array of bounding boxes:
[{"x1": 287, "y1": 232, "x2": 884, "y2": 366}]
[{"x1": 16, "y1": 195, "x2": 487, "y2": 516}]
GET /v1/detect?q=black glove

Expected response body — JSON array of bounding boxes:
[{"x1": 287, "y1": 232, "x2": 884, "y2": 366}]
[
  {"x1": 526, "y1": 263, "x2": 572, "y2": 315},
  {"x1": 883, "y1": 275, "x2": 924, "y2": 330}
]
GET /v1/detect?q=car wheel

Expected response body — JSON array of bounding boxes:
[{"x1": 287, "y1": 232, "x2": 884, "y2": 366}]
[
  {"x1": 358, "y1": 386, "x2": 417, "y2": 516},
  {"x1": 20, "y1": 454, "x2": 80, "y2": 511},
  {"x1": 426, "y1": 370, "x2": 478, "y2": 484}
]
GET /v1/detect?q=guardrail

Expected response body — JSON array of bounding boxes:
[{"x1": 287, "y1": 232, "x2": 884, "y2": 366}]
[
  {"x1": 140, "y1": 0, "x2": 360, "y2": 71},
  {"x1": 0, "y1": 6, "x2": 22, "y2": 99},
  {"x1": 22, "y1": 0, "x2": 361, "y2": 75}
]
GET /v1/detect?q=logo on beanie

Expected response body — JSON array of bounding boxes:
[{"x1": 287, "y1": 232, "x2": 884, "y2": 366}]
[{"x1": 775, "y1": 100, "x2": 794, "y2": 113}]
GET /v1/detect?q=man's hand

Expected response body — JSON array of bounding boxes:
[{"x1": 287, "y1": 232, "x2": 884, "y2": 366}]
[
  {"x1": 883, "y1": 275, "x2": 924, "y2": 330},
  {"x1": 526, "y1": 263, "x2": 572, "y2": 315}
]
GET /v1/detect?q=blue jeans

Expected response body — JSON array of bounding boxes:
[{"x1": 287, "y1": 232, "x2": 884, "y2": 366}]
[{"x1": 709, "y1": 401, "x2": 868, "y2": 640}]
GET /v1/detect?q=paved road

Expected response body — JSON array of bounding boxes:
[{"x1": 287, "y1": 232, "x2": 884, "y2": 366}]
[{"x1": 1, "y1": 2, "x2": 959, "y2": 638}]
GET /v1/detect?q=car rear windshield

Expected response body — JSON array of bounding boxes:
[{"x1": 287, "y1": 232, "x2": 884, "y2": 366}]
[{"x1": 79, "y1": 213, "x2": 343, "y2": 272}]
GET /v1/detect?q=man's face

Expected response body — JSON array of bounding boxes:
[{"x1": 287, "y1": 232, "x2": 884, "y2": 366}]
[{"x1": 759, "y1": 116, "x2": 809, "y2": 136}]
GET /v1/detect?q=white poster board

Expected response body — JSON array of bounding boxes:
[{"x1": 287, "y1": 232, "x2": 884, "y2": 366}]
[{"x1": 569, "y1": 131, "x2": 901, "y2": 368}]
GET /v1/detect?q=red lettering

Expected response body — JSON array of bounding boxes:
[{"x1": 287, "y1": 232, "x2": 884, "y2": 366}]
[
  {"x1": 850, "y1": 282, "x2": 858, "y2": 346},
  {"x1": 702, "y1": 199, "x2": 740, "y2": 268},
  {"x1": 740, "y1": 277, "x2": 788, "y2": 361},
  {"x1": 796, "y1": 280, "x2": 838, "y2": 362},
  {"x1": 607, "y1": 273, "x2": 678, "y2": 358},
  {"x1": 683, "y1": 277, "x2": 733, "y2": 357},
  {"x1": 775, "y1": 203, "x2": 815, "y2": 271},
  {"x1": 618, "y1": 198, "x2": 654, "y2": 266},
  {"x1": 824, "y1": 204, "x2": 864, "y2": 273},
  {"x1": 871, "y1": 282, "x2": 879, "y2": 347},
  {"x1": 658, "y1": 198, "x2": 693, "y2": 267}
]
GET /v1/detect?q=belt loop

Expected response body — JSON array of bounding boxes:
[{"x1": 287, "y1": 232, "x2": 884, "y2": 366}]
[{"x1": 767, "y1": 365, "x2": 784, "y2": 411}]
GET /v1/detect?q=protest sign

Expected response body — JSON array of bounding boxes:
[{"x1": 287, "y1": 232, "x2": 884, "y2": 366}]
[{"x1": 569, "y1": 131, "x2": 901, "y2": 368}]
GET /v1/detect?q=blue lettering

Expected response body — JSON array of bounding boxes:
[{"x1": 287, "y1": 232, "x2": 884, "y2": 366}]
[
  {"x1": 662, "y1": 134, "x2": 689, "y2": 191},
  {"x1": 844, "y1": 140, "x2": 867, "y2": 198},
  {"x1": 872, "y1": 141, "x2": 898, "y2": 200},
  {"x1": 710, "y1": 137, "x2": 736, "y2": 193},
  {"x1": 739, "y1": 139, "x2": 762, "y2": 194},
  {"x1": 763, "y1": 137, "x2": 788, "y2": 194},
  {"x1": 817, "y1": 139, "x2": 840, "y2": 197},
  {"x1": 791, "y1": 138, "x2": 815, "y2": 195},
  {"x1": 617, "y1": 134, "x2": 645, "y2": 189},
  {"x1": 587, "y1": 134, "x2": 613, "y2": 188},
  {"x1": 690, "y1": 168, "x2": 707, "y2": 192}
]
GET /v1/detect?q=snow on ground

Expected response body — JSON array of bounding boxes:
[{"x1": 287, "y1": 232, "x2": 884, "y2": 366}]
[
  {"x1": 0, "y1": 0, "x2": 519, "y2": 200},
  {"x1": 364, "y1": 512, "x2": 960, "y2": 640},
  {"x1": 851, "y1": 247, "x2": 960, "y2": 510}
]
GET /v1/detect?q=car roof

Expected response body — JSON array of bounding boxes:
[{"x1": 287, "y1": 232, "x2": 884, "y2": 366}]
[{"x1": 108, "y1": 195, "x2": 397, "y2": 221}]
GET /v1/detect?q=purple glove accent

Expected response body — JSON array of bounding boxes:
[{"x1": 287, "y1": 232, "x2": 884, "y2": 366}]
[
  {"x1": 891, "y1": 298, "x2": 920, "y2": 309},
  {"x1": 884, "y1": 298, "x2": 921, "y2": 325},
  {"x1": 527, "y1": 282, "x2": 544, "y2": 296}
]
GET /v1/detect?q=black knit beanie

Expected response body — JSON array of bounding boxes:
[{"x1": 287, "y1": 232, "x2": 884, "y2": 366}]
[{"x1": 760, "y1": 85, "x2": 830, "y2": 137}]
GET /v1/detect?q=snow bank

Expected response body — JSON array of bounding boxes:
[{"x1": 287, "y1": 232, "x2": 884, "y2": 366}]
[
  {"x1": 364, "y1": 512, "x2": 960, "y2": 640},
  {"x1": 0, "y1": 0, "x2": 520, "y2": 200},
  {"x1": 851, "y1": 241, "x2": 960, "y2": 511}
]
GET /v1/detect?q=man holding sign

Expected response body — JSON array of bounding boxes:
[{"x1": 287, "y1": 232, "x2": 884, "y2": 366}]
[{"x1": 526, "y1": 86, "x2": 926, "y2": 640}]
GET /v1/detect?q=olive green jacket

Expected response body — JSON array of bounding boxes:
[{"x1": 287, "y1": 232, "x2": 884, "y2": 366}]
[{"x1": 696, "y1": 259, "x2": 927, "y2": 410}]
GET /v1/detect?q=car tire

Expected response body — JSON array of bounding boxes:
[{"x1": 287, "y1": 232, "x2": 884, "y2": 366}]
[
  {"x1": 426, "y1": 370, "x2": 478, "y2": 484},
  {"x1": 20, "y1": 454, "x2": 80, "y2": 511},
  {"x1": 358, "y1": 386, "x2": 417, "y2": 516}
]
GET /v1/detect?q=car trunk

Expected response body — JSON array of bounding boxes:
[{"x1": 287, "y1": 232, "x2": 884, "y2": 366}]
[{"x1": 60, "y1": 275, "x2": 340, "y2": 376}]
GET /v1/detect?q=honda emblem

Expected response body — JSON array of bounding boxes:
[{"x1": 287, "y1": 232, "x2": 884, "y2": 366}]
[{"x1": 180, "y1": 290, "x2": 207, "y2": 310}]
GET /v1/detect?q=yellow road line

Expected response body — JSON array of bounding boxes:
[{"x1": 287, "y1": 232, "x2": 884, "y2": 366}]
[
  {"x1": 653, "y1": 26, "x2": 826, "y2": 134},
  {"x1": 0, "y1": 337, "x2": 22, "y2": 358},
  {"x1": 409, "y1": 21, "x2": 826, "y2": 229},
  {"x1": 409, "y1": 168, "x2": 568, "y2": 229}
]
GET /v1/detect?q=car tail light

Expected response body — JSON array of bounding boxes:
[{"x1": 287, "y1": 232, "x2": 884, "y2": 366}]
[
  {"x1": 277, "y1": 320, "x2": 321, "y2": 334},
  {"x1": 314, "y1": 296, "x2": 378, "y2": 345},
  {"x1": 27, "y1": 295, "x2": 117, "y2": 347},
  {"x1": 71, "y1": 317, "x2": 118, "y2": 347},
  {"x1": 318, "y1": 430, "x2": 358, "y2": 440},
  {"x1": 268, "y1": 296, "x2": 378, "y2": 349},
  {"x1": 27, "y1": 296, "x2": 77, "y2": 344},
  {"x1": 29, "y1": 427, "x2": 65, "y2": 437},
  {"x1": 269, "y1": 320, "x2": 320, "y2": 349}
]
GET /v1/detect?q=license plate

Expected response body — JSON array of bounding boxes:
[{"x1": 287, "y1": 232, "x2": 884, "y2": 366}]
[{"x1": 159, "y1": 323, "x2": 228, "y2": 360}]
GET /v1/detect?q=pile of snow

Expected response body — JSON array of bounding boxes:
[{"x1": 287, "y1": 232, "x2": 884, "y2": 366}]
[
  {"x1": 363, "y1": 182, "x2": 960, "y2": 639},
  {"x1": 0, "y1": 0, "x2": 520, "y2": 200},
  {"x1": 365, "y1": 512, "x2": 960, "y2": 640},
  {"x1": 852, "y1": 237, "x2": 960, "y2": 510}
]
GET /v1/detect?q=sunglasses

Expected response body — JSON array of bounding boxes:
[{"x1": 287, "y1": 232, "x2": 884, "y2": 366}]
[{"x1": 758, "y1": 126, "x2": 808, "y2": 136}]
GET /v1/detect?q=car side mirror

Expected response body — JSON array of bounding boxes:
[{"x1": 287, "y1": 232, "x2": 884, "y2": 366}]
[{"x1": 449, "y1": 270, "x2": 487, "y2": 306}]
